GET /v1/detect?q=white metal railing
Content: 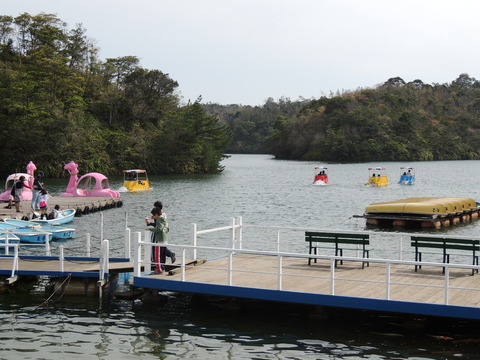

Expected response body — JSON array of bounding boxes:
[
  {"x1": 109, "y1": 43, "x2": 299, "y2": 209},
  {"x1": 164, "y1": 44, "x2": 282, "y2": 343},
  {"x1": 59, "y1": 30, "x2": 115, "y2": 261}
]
[
  {"x1": 189, "y1": 217, "x2": 480, "y2": 262},
  {"x1": 132, "y1": 217, "x2": 480, "y2": 306},
  {"x1": 133, "y1": 238, "x2": 480, "y2": 306},
  {"x1": 0, "y1": 240, "x2": 111, "y2": 283}
]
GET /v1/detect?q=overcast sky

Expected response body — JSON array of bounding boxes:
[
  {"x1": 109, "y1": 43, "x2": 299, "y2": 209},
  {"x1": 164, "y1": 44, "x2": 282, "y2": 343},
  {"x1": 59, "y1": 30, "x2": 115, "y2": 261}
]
[{"x1": 3, "y1": 1, "x2": 480, "y2": 105}]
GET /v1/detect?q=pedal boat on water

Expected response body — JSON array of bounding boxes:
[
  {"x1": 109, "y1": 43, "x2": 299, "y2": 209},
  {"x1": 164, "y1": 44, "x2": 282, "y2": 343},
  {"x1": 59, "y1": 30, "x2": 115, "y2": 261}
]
[
  {"x1": 398, "y1": 166, "x2": 415, "y2": 185},
  {"x1": 364, "y1": 197, "x2": 480, "y2": 228},
  {"x1": 313, "y1": 166, "x2": 328, "y2": 185},
  {"x1": 365, "y1": 167, "x2": 389, "y2": 187},
  {"x1": 120, "y1": 169, "x2": 153, "y2": 192}
]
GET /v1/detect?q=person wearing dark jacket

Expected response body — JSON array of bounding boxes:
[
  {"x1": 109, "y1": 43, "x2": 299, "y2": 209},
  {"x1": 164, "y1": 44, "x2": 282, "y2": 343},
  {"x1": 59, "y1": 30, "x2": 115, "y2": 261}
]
[{"x1": 11, "y1": 176, "x2": 32, "y2": 212}]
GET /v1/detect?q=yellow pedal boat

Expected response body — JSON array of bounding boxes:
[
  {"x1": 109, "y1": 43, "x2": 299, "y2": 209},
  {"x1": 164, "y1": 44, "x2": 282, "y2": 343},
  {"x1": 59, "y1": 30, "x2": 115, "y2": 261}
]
[
  {"x1": 121, "y1": 169, "x2": 153, "y2": 192},
  {"x1": 365, "y1": 167, "x2": 389, "y2": 187}
]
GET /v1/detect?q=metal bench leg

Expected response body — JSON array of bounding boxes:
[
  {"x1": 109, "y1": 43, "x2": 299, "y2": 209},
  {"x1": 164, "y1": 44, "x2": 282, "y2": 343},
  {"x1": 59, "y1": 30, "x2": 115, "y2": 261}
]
[
  {"x1": 362, "y1": 250, "x2": 369, "y2": 269},
  {"x1": 308, "y1": 243, "x2": 316, "y2": 265},
  {"x1": 335, "y1": 248, "x2": 343, "y2": 267},
  {"x1": 308, "y1": 246, "x2": 318, "y2": 266},
  {"x1": 442, "y1": 254, "x2": 450, "y2": 275},
  {"x1": 415, "y1": 251, "x2": 421, "y2": 272}
]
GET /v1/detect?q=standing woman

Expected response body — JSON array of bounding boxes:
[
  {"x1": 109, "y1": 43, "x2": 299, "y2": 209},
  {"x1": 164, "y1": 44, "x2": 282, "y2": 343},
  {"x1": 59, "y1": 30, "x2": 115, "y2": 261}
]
[{"x1": 31, "y1": 171, "x2": 45, "y2": 210}]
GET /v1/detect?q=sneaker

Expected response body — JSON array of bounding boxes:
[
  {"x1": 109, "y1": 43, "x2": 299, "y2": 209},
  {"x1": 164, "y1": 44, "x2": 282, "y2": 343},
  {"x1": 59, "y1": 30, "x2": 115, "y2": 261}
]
[{"x1": 171, "y1": 252, "x2": 176, "y2": 264}]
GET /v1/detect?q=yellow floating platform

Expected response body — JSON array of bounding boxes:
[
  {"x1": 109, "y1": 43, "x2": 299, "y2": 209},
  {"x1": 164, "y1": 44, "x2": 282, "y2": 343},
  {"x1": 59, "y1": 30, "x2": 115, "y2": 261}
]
[
  {"x1": 364, "y1": 197, "x2": 480, "y2": 228},
  {"x1": 366, "y1": 197, "x2": 478, "y2": 217}
]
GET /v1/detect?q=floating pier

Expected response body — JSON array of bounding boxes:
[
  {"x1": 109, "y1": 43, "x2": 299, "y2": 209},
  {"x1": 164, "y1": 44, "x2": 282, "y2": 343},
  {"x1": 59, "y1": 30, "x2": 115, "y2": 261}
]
[
  {"x1": 131, "y1": 219, "x2": 480, "y2": 321},
  {"x1": 0, "y1": 196, "x2": 123, "y2": 221},
  {"x1": 1, "y1": 218, "x2": 480, "y2": 321},
  {"x1": 363, "y1": 197, "x2": 480, "y2": 229}
]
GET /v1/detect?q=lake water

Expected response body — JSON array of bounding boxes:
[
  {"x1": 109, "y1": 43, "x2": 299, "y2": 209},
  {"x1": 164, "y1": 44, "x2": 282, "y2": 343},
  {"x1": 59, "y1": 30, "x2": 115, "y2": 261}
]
[{"x1": 1, "y1": 154, "x2": 480, "y2": 359}]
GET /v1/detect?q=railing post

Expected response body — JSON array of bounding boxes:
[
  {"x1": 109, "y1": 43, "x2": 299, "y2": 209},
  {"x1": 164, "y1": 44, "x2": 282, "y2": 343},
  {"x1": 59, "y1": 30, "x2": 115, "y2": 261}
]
[
  {"x1": 191, "y1": 223, "x2": 197, "y2": 260},
  {"x1": 386, "y1": 262, "x2": 391, "y2": 300},
  {"x1": 86, "y1": 233, "x2": 91, "y2": 257},
  {"x1": 144, "y1": 230, "x2": 151, "y2": 273},
  {"x1": 330, "y1": 259, "x2": 335, "y2": 295},
  {"x1": 59, "y1": 245, "x2": 64, "y2": 273},
  {"x1": 276, "y1": 229, "x2": 281, "y2": 253},
  {"x1": 228, "y1": 250, "x2": 233, "y2": 286},
  {"x1": 100, "y1": 239, "x2": 109, "y2": 281},
  {"x1": 124, "y1": 228, "x2": 131, "y2": 259},
  {"x1": 444, "y1": 267, "x2": 450, "y2": 305},
  {"x1": 230, "y1": 217, "x2": 236, "y2": 250},
  {"x1": 11, "y1": 245, "x2": 19, "y2": 278},
  {"x1": 237, "y1": 216, "x2": 243, "y2": 250},
  {"x1": 277, "y1": 255, "x2": 283, "y2": 290},
  {"x1": 133, "y1": 232, "x2": 141, "y2": 277},
  {"x1": 399, "y1": 235, "x2": 404, "y2": 261},
  {"x1": 45, "y1": 236, "x2": 51, "y2": 256},
  {"x1": 181, "y1": 248, "x2": 186, "y2": 281},
  {"x1": 100, "y1": 212, "x2": 104, "y2": 246},
  {"x1": 4, "y1": 233, "x2": 10, "y2": 256}
]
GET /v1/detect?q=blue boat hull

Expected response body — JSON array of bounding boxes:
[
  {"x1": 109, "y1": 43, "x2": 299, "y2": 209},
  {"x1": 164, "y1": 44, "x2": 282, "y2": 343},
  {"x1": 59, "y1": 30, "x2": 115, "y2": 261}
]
[
  {"x1": 30, "y1": 209, "x2": 76, "y2": 225},
  {"x1": 41, "y1": 225, "x2": 75, "y2": 240}
]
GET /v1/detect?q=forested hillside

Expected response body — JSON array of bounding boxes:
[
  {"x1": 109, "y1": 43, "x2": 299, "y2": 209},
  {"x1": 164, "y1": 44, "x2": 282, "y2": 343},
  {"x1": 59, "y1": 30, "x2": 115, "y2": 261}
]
[
  {"x1": 0, "y1": 13, "x2": 231, "y2": 177},
  {"x1": 2, "y1": 14, "x2": 478, "y2": 176},
  {"x1": 267, "y1": 75, "x2": 480, "y2": 162},
  {"x1": 203, "y1": 97, "x2": 305, "y2": 154}
]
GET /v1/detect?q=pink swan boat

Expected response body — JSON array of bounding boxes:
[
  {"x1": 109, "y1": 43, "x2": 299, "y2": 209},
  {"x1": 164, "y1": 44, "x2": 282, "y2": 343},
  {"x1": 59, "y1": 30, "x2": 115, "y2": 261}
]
[
  {"x1": 60, "y1": 161, "x2": 120, "y2": 198},
  {"x1": 0, "y1": 161, "x2": 36, "y2": 202}
]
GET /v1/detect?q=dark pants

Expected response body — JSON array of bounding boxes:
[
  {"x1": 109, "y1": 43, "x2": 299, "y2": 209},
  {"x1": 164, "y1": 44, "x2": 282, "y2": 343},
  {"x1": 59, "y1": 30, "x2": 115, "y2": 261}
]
[{"x1": 153, "y1": 244, "x2": 172, "y2": 272}]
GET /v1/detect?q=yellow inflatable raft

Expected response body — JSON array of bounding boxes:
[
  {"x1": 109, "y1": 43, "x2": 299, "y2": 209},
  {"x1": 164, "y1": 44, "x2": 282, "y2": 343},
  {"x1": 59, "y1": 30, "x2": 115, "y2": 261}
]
[
  {"x1": 364, "y1": 197, "x2": 480, "y2": 228},
  {"x1": 365, "y1": 197, "x2": 478, "y2": 217}
]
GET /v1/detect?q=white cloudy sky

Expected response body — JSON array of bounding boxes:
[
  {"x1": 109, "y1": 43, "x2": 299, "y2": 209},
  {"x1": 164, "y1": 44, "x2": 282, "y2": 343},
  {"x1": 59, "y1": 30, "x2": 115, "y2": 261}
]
[{"x1": 3, "y1": 0, "x2": 480, "y2": 105}]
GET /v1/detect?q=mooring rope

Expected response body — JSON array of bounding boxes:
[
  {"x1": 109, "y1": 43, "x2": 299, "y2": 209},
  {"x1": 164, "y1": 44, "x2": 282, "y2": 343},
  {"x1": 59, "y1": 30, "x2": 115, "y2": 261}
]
[{"x1": 36, "y1": 273, "x2": 72, "y2": 308}]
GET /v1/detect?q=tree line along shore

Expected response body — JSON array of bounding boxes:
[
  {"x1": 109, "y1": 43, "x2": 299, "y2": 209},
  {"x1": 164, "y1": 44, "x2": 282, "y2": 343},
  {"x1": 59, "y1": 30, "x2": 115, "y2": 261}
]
[{"x1": 1, "y1": 13, "x2": 478, "y2": 180}]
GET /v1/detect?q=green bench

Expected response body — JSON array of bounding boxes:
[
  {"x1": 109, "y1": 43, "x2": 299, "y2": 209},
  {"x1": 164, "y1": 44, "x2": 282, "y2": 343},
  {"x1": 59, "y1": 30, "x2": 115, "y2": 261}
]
[
  {"x1": 411, "y1": 236, "x2": 480, "y2": 275},
  {"x1": 306, "y1": 231, "x2": 370, "y2": 268}
]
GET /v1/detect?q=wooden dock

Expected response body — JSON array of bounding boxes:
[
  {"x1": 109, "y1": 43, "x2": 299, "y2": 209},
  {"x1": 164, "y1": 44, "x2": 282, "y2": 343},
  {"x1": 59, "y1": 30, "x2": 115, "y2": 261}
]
[
  {"x1": 134, "y1": 253, "x2": 480, "y2": 320},
  {"x1": 0, "y1": 255, "x2": 132, "y2": 278},
  {"x1": 0, "y1": 196, "x2": 122, "y2": 220}
]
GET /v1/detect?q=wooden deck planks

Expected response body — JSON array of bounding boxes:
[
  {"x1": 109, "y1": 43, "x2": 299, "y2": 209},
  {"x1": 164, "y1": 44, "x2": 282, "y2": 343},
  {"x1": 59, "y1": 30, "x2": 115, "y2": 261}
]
[{"x1": 158, "y1": 254, "x2": 480, "y2": 308}]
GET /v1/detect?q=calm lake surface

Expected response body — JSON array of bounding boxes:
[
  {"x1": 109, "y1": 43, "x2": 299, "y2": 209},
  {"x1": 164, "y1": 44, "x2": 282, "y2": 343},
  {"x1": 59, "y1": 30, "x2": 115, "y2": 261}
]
[{"x1": 1, "y1": 154, "x2": 480, "y2": 359}]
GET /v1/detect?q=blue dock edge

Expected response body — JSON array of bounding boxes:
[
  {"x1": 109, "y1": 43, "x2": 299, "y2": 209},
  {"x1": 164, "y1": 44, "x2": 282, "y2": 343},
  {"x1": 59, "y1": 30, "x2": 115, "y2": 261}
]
[
  {"x1": 134, "y1": 277, "x2": 480, "y2": 321},
  {"x1": 0, "y1": 255, "x2": 130, "y2": 278}
]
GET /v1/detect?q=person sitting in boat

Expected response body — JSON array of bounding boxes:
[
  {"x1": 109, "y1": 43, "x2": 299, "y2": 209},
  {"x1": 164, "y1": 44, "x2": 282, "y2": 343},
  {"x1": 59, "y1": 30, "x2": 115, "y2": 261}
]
[{"x1": 48, "y1": 204, "x2": 61, "y2": 220}]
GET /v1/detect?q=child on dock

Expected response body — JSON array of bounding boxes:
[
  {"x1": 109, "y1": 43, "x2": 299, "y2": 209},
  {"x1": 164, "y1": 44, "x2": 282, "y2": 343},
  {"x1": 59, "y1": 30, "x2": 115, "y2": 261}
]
[{"x1": 38, "y1": 188, "x2": 52, "y2": 220}]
